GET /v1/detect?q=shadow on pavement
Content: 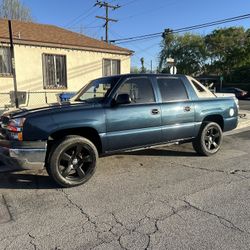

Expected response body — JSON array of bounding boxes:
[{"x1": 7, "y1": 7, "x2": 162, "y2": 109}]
[
  {"x1": 0, "y1": 170, "x2": 58, "y2": 189},
  {"x1": 0, "y1": 147, "x2": 198, "y2": 189}
]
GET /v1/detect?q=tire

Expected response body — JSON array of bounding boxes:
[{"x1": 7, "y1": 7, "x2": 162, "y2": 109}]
[
  {"x1": 192, "y1": 122, "x2": 223, "y2": 156},
  {"x1": 46, "y1": 136, "x2": 98, "y2": 188}
]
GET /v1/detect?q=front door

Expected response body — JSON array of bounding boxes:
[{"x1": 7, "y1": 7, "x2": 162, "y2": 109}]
[{"x1": 105, "y1": 77, "x2": 162, "y2": 152}]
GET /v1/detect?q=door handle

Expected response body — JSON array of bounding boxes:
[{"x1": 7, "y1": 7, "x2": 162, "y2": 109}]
[
  {"x1": 184, "y1": 106, "x2": 191, "y2": 112},
  {"x1": 151, "y1": 109, "x2": 160, "y2": 115}
]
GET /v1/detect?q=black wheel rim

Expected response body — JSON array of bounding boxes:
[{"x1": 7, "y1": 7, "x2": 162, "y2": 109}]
[
  {"x1": 203, "y1": 126, "x2": 221, "y2": 152},
  {"x1": 58, "y1": 143, "x2": 94, "y2": 182}
]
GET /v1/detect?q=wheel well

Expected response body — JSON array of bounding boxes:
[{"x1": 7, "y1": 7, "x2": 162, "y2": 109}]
[
  {"x1": 48, "y1": 127, "x2": 102, "y2": 154},
  {"x1": 203, "y1": 115, "x2": 224, "y2": 130}
]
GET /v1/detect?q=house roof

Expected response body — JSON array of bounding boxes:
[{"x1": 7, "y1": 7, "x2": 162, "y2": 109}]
[{"x1": 0, "y1": 19, "x2": 133, "y2": 55}]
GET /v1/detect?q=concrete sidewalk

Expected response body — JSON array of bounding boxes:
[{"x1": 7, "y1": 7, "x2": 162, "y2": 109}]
[{"x1": 237, "y1": 109, "x2": 250, "y2": 130}]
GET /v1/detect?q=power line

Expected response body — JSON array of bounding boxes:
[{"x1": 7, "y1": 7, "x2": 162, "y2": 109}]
[
  {"x1": 92, "y1": 26, "x2": 104, "y2": 39},
  {"x1": 64, "y1": 6, "x2": 95, "y2": 28},
  {"x1": 64, "y1": 1, "x2": 136, "y2": 34},
  {"x1": 115, "y1": 34, "x2": 160, "y2": 44},
  {"x1": 69, "y1": 8, "x2": 101, "y2": 29},
  {"x1": 69, "y1": 25, "x2": 103, "y2": 30},
  {"x1": 173, "y1": 14, "x2": 250, "y2": 33},
  {"x1": 109, "y1": 29, "x2": 156, "y2": 68},
  {"x1": 115, "y1": 14, "x2": 250, "y2": 43},
  {"x1": 69, "y1": 18, "x2": 101, "y2": 30},
  {"x1": 110, "y1": 29, "x2": 156, "y2": 57},
  {"x1": 110, "y1": 13, "x2": 250, "y2": 44},
  {"x1": 110, "y1": 0, "x2": 139, "y2": 7},
  {"x1": 122, "y1": 0, "x2": 139, "y2": 7},
  {"x1": 119, "y1": 0, "x2": 175, "y2": 21}
]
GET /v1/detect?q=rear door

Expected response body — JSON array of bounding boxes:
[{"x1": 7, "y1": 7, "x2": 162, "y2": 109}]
[
  {"x1": 105, "y1": 76, "x2": 162, "y2": 151},
  {"x1": 156, "y1": 76, "x2": 195, "y2": 142}
]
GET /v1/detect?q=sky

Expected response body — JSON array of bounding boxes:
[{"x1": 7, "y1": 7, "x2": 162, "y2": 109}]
[{"x1": 22, "y1": 0, "x2": 250, "y2": 70}]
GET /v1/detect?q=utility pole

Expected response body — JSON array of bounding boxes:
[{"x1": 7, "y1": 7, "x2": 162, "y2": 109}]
[
  {"x1": 95, "y1": 1, "x2": 120, "y2": 42},
  {"x1": 8, "y1": 20, "x2": 19, "y2": 108}
]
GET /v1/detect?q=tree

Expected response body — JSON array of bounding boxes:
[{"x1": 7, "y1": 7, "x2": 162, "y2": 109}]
[
  {"x1": 159, "y1": 33, "x2": 206, "y2": 75},
  {"x1": 158, "y1": 27, "x2": 250, "y2": 82},
  {"x1": 140, "y1": 57, "x2": 146, "y2": 73},
  {"x1": 0, "y1": 0, "x2": 32, "y2": 21},
  {"x1": 130, "y1": 66, "x2": 140, "y2": 74},
  {"x1": 205, "y1": 27, "x2": 248, "y2": 76}
]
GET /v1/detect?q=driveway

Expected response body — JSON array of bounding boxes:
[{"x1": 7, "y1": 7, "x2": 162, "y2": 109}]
[{"x1": 0, "y1": 128, "x2": 250, "y2": 249}]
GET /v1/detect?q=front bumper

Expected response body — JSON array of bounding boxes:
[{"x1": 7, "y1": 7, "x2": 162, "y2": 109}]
[{"x1": 0, "y1": 139, "x2": 47, "y2": 170}]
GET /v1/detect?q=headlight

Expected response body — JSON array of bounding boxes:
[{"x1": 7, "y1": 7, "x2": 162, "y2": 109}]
[
  {"x1": 7, "y1": 118, "x2": 26, "y2": 141},
  {"x1": 7, "y1": 118, "x2": 26, "y2": 132}
]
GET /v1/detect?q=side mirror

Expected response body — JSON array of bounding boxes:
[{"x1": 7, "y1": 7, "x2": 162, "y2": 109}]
[{"x1": 115, "y1": 93, "x2": 131, "y2": 105}]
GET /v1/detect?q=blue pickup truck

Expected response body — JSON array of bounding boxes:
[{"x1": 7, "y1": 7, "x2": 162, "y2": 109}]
[{"x1": 0, "y1": 74, "x2": 238, "y2": 187}]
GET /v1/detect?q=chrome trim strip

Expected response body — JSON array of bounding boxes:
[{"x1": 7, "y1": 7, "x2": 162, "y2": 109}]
[
  {"x1": 9, "y1": 148, "x2": 46, "y2": 164},
  {"x1": 0, "y1": 141, "x2": 47, "y2": 169}
]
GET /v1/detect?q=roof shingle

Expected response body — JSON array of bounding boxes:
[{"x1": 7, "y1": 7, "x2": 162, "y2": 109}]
[{"x1": 0, "y1": 19, "x2": 132, "y2": 55}]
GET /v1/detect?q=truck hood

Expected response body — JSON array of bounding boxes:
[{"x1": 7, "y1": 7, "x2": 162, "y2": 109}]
[{"x1": 2, "y1": 101, "x2": 94, "y2": 118}]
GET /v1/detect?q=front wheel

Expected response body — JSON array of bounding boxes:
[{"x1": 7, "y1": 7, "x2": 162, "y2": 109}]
[
  {"x1": 47, "y1": 136, "x2": 98, "y2": 187},
  {"x1": 192, "y1": 122, "x2": 223, "y2": 156}
]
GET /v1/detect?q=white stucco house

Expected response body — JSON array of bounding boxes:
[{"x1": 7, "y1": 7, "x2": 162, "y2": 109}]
[{"x1": 0, "y1": 19, "x2": 132, "y2": 108}]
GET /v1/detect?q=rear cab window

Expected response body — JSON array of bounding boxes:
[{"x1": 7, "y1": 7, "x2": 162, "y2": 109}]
[
  {"x1": 156, "y1": 77, "x2": 189, "y2": 102},
  {"x1": 188, "y1": 76, "x2": 215, "y2": 98}
]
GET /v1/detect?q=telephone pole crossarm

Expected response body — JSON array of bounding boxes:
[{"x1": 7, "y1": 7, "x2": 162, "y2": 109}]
[
  {"x1": 94, "y1": 1, "x2": 120, "y2": 42},
  {"x1": 95, "y1": 1, "x2": 120, "y2": 9},
  {"x1": 96, "y1": 16, "x2": 118, "y2": 22}
]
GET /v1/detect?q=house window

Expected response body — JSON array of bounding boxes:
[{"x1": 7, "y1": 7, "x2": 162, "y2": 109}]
[
  {"x1": 0, "y1": 47, "x2": 12, "y2": 76},
  {"x1": 42, "y1": 54, "x2": 67, "y2": 89},
  {"x1": 103, "y1": 59, "x2": 120, "y2": 76}
]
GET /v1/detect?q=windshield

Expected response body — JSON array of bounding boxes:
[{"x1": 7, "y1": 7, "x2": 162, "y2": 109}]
[{"x1": 73, "y1": 76, "x2": 120, "y2": 103}]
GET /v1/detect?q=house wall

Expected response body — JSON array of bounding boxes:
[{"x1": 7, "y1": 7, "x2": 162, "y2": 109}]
[{"x1": 0, "y1": 44, "x2": 131, "y2": 108}]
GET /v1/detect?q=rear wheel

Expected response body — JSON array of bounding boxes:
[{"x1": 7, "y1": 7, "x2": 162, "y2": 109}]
[
  {"x1": 46, "y1": 136, "x2": 98, "y2": 187},
  {"x1": 192, "y1": 122, "x2": 223, "y2": 156}
]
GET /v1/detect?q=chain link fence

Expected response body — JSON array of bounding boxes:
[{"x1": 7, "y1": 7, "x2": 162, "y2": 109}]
[{"x1": 0, "y1": 91, "x2": 75, "y2": 115}]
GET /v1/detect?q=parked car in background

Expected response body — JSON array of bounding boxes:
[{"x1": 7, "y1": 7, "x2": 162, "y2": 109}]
[{"x1": 218, "y1": 87, "x2": 248, "y2": 99}]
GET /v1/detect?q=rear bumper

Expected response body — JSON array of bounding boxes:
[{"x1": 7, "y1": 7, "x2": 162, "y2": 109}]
[
  {"x1": 224, "y1": 116, "x2": 238, "y2": 132},
  {"x1": 0, "y1": 140, "x2": 47, "y2": 170}
]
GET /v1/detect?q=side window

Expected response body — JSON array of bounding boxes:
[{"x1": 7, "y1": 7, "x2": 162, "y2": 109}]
[
  {"x1": 0, "y1": 46, "x2": 12, "y2": 76},
  {"x1": 157, "y1": 78, "x2": 188, "y2": 102},
  {"x1": 117, "y1": 78, "x2": 155, "y2": 104}
]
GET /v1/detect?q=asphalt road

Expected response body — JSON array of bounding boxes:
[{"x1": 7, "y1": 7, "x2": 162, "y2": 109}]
[
  {"x1": 0, "y1": 128, "x2": 250, "y2": 250},
  {"x1": 239, "y1": 99, "x2": 250, "y2": 111}
]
